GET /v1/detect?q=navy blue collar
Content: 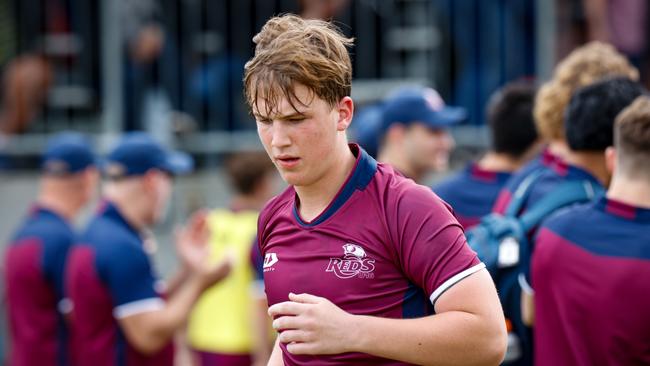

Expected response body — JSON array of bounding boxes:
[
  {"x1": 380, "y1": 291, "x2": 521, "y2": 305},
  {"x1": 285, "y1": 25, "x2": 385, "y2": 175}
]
[
  {"x1": 29, "y1": 204, "x2": 71, "y2": 227},
  {"x1": 97, "y1": 200, "x2": 142, "y2": 238},
  {"x1": 595, "y1": 194, "x2": 650, "y2": 223},
  {"x1": 293, "y1": 144, "x2": 378, "y2": 227},
  {"x1": 541, "y1": 147, "x2": 558, "y2": 167},
  {"x1": 552, "y1": 160, "x2": 602, "y2": 187}
]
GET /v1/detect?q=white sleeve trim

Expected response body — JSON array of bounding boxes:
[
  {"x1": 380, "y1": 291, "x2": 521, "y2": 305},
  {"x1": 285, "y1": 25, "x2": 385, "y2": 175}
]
[
  {"x1": 113, "y1": 297, "x2": 165, "y2": 319},
  {"x1": 58, "y1": 298, "x2": 73, "y2": 314},
  {"x1": 429, "y1": 263, "x2": 486, "y2": 305},
  {"x1": 518, "y1": 273, "x2": 534, "y2": 295}
]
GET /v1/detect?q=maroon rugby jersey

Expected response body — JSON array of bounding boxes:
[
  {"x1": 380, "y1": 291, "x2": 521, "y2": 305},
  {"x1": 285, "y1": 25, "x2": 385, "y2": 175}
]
[{"x1": 258, "y1": 144, "x2": 484, "y2": 365}]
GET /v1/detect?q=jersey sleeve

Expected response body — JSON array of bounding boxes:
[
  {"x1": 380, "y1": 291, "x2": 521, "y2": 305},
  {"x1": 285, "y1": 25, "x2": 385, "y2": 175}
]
[
  {"x1": 41, "y1": 228, "x2": 74, "y2": 304},
  {"x1": 250, "y1": 236, "x2": 264, "y2": 281},
  {"x1": 389, "y1": 184, "x2": 484, "y2": 306},
  {"x1": 250, "y1": 236, "x2": 266, "y2": 298},
  {"x1": 99, "y1": 242, "x2": 164, "y2": 319}
]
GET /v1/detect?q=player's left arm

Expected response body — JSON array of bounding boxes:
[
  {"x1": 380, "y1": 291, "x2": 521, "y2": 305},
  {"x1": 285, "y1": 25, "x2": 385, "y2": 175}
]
[
  {"x1": 521, "y1": 290, "x2": 534, "y2": 327},
  {"x1": 269, "y1": 268, "x2": 506, "y2": 366}
]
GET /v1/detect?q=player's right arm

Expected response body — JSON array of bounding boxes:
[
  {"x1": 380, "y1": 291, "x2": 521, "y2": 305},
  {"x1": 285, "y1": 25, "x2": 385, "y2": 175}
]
[
  {"x1": 266, "y1": 338, "x2": 284, "y2": 366},
  {"x1": 112, "y1": 211, "x2": 232, "y2": 354},
  {"x1": 118, "y1": 271, "x2": 223, "y2": 354}
]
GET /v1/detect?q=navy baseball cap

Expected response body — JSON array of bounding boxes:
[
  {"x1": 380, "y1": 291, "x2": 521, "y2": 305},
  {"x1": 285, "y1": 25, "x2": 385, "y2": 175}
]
[
  {"x1": 42, "y1": 132, "x2": 97, "y2": 175},
  {"x1": 381, "y1": 87, "x2": 467, "y2": 132},
  {"x1": 103, "y1": 132, "x2": 193, "y2": 178}
]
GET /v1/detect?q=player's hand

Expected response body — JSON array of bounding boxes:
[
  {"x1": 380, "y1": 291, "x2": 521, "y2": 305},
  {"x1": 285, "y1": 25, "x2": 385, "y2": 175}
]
[
  {"x1": 268, "y1": 293, "x2": 358, "y2": 355},
  {"x1": 176, "y1": 210, "x2": 232, "y2": 288}
]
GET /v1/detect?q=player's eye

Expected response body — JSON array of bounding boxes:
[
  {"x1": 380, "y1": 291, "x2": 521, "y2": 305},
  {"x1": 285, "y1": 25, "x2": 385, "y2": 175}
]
[{"x1": 256, "y1": 118, "x2": 272, "y2": 125}]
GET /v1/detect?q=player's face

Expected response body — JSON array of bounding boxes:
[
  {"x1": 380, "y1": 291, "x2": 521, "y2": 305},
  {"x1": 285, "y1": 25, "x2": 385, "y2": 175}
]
[
  {"x1": 81, "y1": 168, "x2": 99, "y2": 205},
  {"x1": 254, "y1": 84, "x2": 351, "y2": 187},
  {"x1": 149, "y1": 170, "x2": 173, "y2": 225},
  {"x1": 404, "y1": 123, "x2": 455, "y2": 173}
]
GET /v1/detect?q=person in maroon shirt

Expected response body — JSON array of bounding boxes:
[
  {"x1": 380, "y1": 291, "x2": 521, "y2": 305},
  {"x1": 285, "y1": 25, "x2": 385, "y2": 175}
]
[
  {"x1": 434, "y1": 81, "x2": 539, "y2": 229},
  {"x1": 531, "y1": 95, "x2": 650, "y2": 366},
  {"x1": 65, "y1": 133, "x2": 232, "y2": 366},
  {"x1": 4, "y1": 132, "x2": 98, "y2": 366},
  {"x1": 243, "y1": 14, "x2": 506, "y2": 366},
  {"x1": 493, "y1": 42, "x2": 639, "y2": 215}
]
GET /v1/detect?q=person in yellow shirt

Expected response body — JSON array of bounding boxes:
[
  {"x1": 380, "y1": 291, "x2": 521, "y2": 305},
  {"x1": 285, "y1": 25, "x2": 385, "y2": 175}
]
[{"x1": 187, "y1": 151, "x2": 278, "y2": 366}]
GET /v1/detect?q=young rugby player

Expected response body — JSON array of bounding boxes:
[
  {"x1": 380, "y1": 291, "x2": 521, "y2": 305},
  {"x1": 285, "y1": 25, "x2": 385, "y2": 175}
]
[
  {"x1": 517, "y1": 77, "x2": 645, "y2": 327},
  {"x1": 187, "y1": 151, "x2": 277, "y2": 366},
  {"x1": 65, "y1": 133, "x2": 231, "y2": 365},
  {"x1": 4, "y1": 133, "x2": 98, "y2": 366},
  {"x1": 434, "y1": 81, "x2": 539, "y2": 229},
  {"x1": 493, "y1": 42, "x2": 638, "y2": 214},
  {"x1": 245, "y1": 14, "x2": 506, "y2": 365},
  {"x1": 530, "y1": 95, "x2": 650, "y2": 365}
]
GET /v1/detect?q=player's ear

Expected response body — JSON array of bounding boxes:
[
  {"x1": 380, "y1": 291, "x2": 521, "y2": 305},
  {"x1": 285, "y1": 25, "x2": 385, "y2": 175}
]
[
  {"x1": 336, "y1": 96, "x2": 354, "y2": 132},
  {"x1": 141, "y1": 169, "x2": 158, "y2": 193},
  {"x1": 605, "y1": 146, "x2": 616, "y2": 175},
  {"x1": 386, "y1": 123, "x2": 405, "y2": 143}
]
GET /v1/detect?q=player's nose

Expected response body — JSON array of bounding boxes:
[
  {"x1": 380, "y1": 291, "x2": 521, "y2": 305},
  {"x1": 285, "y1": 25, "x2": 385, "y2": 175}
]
[{"x1": 270, "y1": 121, "x2": 292, "y2": 148}]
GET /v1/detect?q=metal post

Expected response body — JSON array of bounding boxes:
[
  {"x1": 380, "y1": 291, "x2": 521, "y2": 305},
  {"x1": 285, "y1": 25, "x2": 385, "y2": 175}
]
[
  {"x1": 536, "y1": 0, "x2": 556, "y2": 81},
  {"x1": 100, "y1": 0, "x2": 123, "y2": 145}
]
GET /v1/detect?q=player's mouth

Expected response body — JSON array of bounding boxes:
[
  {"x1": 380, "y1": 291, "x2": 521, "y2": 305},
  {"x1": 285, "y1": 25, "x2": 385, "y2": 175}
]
[{"x1": 275, "y1": 155, "x2": 301, "y2": 169}]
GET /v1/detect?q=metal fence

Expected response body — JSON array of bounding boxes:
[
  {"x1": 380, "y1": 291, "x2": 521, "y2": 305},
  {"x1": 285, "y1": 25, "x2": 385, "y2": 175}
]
[{"x1": 2, "y1": 0, "x2": 553, "y2": 156}]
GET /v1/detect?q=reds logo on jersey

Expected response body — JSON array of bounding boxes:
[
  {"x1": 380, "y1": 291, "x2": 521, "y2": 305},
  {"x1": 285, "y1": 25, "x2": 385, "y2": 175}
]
[{"x1": 326, "y1": 243, "x2": 375, "y2": 279}]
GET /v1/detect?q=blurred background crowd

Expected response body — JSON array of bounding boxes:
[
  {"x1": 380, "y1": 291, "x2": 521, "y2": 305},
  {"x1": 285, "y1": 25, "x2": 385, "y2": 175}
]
[{"x1": 1, "y1": 0, "x2": 650, "y2": 365}]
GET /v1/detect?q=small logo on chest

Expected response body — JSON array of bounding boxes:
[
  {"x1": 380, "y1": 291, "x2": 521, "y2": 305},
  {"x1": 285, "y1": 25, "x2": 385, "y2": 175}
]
[
  {"x1": 264, "y1": 253, "x2": 279, "y2": 272},
  {"x1": 326, "y1": 243, "x2": 375, "y2": 279}
]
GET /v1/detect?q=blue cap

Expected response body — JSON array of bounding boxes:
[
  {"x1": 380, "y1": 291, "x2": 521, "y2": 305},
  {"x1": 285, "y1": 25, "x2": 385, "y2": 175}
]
[
  {"x1": 42, "y1": 132, "x2": 97, "y2": 174},
  {"x1": 381, "y1": 87, "x2": 466, "y2": 132},
  {"x1": 103, "y1": 132, "x2": 193, "y2": 178}
]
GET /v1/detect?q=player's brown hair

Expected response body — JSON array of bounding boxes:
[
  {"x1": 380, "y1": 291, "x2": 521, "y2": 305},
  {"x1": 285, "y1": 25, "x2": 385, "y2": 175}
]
[
  {"x1": 225, "y1": 151, "x2": 275, "y2": 195},
  {"x1": 243, "y1": 14, "x2": 353, "y2": 118},
  {"x1": 613, "y1": 95, "x2": 650, "y2": 179},
  {"x1": 534, "y1": 42, "x2": 639, "y2": 141}
]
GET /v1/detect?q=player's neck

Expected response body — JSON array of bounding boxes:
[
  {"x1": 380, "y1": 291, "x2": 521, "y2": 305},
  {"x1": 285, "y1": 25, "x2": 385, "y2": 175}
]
[
  {"x1": 294, "y1": 144, "x2": 356, "y2": 222},
  {"x1": 37, "y1": 192, "x2": 80, "y2": 222},
  {"x1": 378, "y1": 148, "x2": 418, "y2": 181},
  {"x1": 37, "y1": 183, "x2": 81, "y2": 222},
  {"x1": 477, "y1": 152, "x2": 522, "y2": 172},
  {"x1": 548, "y1": 139, "x2": 570, "y2": 160},
  {"x1": 104, "y1": 192, "x2": 149, "y2": 231},
  {"x1": 563, "y1": 151, "x2": 610, "y2": 186},
  {"x1": 607, "y1": 174, "x2": 650, "y2": 208}
]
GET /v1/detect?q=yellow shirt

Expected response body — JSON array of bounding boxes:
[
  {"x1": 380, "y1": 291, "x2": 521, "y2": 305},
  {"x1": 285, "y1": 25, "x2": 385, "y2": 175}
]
[{"x1": 187, "y1": 208, "x2": 260, "y2": 354}]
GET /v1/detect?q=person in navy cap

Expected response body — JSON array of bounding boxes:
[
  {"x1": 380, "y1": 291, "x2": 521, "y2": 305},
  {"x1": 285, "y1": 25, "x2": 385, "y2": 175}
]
[
  {"x1": 3, "y1": 132, "x2": 99, "y2": 366},
  {"x1": 65, "y1": 132, "x2": 231, "y2": 366},
  {"x1": 376, "y1": 86, "x2": 466, "y2": 183}
]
